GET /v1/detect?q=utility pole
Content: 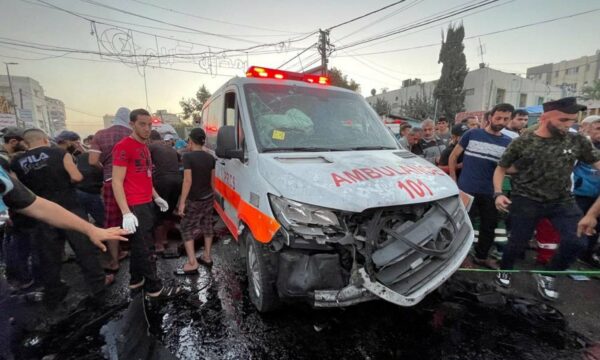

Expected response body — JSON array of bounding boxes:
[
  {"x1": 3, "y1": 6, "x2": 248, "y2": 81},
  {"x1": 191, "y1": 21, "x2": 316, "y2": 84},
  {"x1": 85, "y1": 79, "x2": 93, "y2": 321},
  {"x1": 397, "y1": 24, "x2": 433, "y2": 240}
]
[
  {"x1": 318, "y1": 29, "x2": 330, "y2": 76},
  {"x1": 4, "y1": 62, "x2": 21, "y2": 128}
]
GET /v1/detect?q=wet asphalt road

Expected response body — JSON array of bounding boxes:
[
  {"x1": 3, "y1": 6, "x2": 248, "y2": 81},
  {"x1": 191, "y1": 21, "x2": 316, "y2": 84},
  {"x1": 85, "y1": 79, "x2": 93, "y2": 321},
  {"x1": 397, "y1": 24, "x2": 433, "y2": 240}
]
[{"x1": 4, "y1": 237, "x2": 600, "y2": 360}]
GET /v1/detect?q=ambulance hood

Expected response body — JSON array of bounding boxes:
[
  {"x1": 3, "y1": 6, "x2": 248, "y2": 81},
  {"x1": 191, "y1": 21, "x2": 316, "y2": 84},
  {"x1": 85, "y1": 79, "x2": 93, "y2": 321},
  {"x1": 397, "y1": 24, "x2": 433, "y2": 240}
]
[{"x1": 258, "y1": 150, "x2": 458, "y2": 213}]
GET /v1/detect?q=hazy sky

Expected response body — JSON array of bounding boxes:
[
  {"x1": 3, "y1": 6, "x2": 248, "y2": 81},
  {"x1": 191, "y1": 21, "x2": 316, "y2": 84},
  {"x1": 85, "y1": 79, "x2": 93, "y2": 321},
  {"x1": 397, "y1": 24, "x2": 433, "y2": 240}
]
[{"x1": 1, "y1": 0, "x2": 598, "y2": 135}]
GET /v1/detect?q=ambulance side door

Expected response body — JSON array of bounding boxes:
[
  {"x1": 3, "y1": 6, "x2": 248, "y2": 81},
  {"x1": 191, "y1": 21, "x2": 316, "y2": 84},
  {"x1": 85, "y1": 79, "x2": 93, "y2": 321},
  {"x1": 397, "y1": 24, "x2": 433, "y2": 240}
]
[{"x1": 214, "y1": 89, "x2": 247, "y2": 238}]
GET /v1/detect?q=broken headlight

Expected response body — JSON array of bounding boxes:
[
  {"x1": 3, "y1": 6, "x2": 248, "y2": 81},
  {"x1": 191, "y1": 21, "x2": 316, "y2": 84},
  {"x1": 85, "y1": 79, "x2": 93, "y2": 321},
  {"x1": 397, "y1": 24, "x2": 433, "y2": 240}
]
[{"x1": 268, "y1": 194, "x2": 340, "y2": 230}]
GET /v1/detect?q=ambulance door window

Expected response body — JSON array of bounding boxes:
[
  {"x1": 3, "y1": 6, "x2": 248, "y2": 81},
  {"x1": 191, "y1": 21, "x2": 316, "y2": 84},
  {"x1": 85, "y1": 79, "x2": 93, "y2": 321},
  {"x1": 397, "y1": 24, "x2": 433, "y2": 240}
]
[
  {"x1": 205, "y1": 94, "x2": 223, "y2": 151},
  {"x1": 224, "y1": 92, "x2": 245, "y2": 153}
]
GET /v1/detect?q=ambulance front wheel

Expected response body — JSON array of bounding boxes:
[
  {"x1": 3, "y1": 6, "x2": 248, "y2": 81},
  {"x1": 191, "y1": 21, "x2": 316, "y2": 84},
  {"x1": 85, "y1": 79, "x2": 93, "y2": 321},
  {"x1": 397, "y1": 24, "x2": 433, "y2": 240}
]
[{"x1": 245, "y1": 232, "x2": 280, "y2": 313}]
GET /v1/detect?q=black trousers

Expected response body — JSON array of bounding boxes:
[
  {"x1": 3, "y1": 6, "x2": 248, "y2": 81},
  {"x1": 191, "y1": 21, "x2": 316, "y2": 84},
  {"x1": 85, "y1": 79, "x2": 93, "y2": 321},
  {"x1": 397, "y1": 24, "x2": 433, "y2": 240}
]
[
  {"x1": 32, "y1": 205, "x2": 105, "y2": 296},
  {"x1": 129, "y1": 202, "x2": 162, "y2": 293},
  {"x1": 468, "y1": 192, "x2": 499, "y2": 260}
]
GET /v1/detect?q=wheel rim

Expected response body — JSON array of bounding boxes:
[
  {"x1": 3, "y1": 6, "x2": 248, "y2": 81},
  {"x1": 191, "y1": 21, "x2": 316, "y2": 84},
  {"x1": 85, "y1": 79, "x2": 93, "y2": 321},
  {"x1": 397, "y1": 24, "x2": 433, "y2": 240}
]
[{"x1": 248, "y1": 243, "x2": 262, "y2": 299}]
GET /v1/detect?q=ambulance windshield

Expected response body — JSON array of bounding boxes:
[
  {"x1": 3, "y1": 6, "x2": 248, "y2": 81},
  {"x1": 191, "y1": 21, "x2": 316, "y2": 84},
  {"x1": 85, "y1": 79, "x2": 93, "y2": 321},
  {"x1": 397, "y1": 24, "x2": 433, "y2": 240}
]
[{"x1": 244, "y1": 83, "x2": 399, "y2": 152}]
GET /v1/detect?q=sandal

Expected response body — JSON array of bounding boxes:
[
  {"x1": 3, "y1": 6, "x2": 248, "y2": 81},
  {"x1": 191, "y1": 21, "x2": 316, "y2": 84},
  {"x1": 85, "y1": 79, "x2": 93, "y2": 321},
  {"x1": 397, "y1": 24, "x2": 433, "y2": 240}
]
[
  {"x1": 145, "y1": 285, "x2": 185, "y2": 301},
  {"x1": 196, "y1": 256, "x2": 213, "y2": 269},
  {"x1": 128, "y1": 278, "x2": 145, "y2": 294},
  {"x1": 173, "y1": 267, "x2": 199, "y2": 276}
]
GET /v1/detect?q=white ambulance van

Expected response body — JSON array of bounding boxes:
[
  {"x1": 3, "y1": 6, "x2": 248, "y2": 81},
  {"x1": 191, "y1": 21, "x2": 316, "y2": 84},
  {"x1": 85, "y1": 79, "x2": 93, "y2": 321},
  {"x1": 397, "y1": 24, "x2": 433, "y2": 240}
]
[{"x1": 203, "y1": 66, "x2": 474, "y2": 312}]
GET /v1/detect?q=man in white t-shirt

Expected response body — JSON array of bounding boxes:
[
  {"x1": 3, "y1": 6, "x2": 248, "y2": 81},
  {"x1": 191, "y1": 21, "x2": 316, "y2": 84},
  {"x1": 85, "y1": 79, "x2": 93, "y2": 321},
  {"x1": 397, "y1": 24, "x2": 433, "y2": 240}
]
[{"x1": 501, "y1": 109, "x2": 528, "y2": 139}]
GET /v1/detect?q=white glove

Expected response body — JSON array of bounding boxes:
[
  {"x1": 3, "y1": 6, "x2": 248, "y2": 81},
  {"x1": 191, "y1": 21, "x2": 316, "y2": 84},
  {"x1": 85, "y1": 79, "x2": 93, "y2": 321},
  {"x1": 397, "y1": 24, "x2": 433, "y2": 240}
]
[
  {"x1": 154, "y1": 197, "x2": 169, "y2": 212},
  {"x1": 122, "y1": 213, "x2": 139, "y2": 234}
]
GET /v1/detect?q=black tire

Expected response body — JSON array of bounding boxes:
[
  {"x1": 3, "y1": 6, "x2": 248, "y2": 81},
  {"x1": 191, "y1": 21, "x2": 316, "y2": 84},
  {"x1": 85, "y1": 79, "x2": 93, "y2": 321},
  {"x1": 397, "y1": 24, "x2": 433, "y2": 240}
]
[{"x1": 245, "y1": 233, "x2": 280, "y2": 312}]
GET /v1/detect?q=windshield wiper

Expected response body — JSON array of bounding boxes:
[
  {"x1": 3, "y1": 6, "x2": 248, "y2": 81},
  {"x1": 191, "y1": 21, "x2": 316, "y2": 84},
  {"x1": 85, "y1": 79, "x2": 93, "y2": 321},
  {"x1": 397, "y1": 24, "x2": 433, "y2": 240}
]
[
  {"x1": 338, "y1": 146, "x2": 397, "y2": 151},
  {"x1": 262, "y1": 147, "x2": 334, "y2": 153}
]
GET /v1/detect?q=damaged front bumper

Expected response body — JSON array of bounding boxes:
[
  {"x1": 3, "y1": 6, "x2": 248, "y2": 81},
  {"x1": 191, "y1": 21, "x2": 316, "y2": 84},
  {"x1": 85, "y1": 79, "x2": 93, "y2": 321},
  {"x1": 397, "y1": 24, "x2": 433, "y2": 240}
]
[{"x1": 278, "y1": 195, "x2": 474, "y2": 308}]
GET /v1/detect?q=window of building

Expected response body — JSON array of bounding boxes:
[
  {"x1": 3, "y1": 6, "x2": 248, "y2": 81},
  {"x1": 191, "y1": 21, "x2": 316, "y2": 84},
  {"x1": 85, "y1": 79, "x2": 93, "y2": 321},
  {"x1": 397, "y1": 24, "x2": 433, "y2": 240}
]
[
  {"x1": 464, "y1": 88, "x2": 475, "y2": 96},
  {"x1": 555, "y1": 70, "x2": 559, "y2": 77},
  {"x1": 537, "y1": 96, "x2": 544, "y2": 105},
  {"x1": 495, "y1": 88, "x2": 506, "y2": 104},
  {"x1": 586, "y1": 64, "x2": 591, "y2": 71},
  {"x1": 519, "y1": 93, "x2": 527, "y2": 107},
  {"x1": 395, "y1": 96, "x2": 398, "y2": 101}
]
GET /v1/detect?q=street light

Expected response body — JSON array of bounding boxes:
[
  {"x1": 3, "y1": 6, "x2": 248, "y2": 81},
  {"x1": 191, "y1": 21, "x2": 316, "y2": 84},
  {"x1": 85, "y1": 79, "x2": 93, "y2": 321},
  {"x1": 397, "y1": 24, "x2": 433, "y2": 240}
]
[{"x1": 4, "y1": 62, "x2": 21, "y2": 128}]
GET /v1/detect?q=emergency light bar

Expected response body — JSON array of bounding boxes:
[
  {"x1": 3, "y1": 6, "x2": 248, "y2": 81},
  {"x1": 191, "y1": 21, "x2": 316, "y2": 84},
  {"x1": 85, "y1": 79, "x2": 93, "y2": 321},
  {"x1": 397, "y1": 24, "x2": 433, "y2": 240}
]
[{"x1": 246, "y1": 66, "x2": 330, "y2": 85}]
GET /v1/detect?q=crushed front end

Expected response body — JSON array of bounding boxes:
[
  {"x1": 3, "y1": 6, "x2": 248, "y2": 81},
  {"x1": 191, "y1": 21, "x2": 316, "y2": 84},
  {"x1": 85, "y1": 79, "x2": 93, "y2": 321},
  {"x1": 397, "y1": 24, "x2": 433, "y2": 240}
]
[{"x1": 269, "y1": 195, "x2": 474, "y2": 307}]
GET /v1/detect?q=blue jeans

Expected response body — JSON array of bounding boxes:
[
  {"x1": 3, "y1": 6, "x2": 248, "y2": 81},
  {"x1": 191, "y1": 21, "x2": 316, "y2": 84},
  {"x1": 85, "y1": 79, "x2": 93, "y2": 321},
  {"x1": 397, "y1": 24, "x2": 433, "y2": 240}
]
[
  {"x1": 500, "y1": 196, "x2": 586, "y2": 271},
  {"x1": 76, "y1": 190, "x2": 104, "y2": 226}
]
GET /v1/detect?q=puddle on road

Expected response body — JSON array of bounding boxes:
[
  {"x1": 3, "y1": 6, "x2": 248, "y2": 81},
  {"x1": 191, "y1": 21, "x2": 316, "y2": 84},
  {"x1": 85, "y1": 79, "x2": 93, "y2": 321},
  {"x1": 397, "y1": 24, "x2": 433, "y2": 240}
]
[{"x1": 14, "y1": 259, "x2": 591, "y2": 360}]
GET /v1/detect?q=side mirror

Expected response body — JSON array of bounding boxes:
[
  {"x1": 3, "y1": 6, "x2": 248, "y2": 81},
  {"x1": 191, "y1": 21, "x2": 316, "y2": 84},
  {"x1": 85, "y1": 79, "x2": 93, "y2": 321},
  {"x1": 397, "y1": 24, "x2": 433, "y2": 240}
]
[{"x1": 216, "y1": 125, "x2": 243, "y2": 160}]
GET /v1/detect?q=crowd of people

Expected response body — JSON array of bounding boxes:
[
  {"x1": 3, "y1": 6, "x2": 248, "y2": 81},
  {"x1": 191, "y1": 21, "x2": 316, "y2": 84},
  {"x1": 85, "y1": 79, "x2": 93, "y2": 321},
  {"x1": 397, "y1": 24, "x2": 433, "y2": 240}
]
[
  {"x1": 1, "y1": 97, "x2": 599, "y2": 309},
  {"x1": 0, "y1": 107, "x2": 216, "y2": 307},
  {"x1": 397, "y1": 97, "x2": 600, "y2": 301}
]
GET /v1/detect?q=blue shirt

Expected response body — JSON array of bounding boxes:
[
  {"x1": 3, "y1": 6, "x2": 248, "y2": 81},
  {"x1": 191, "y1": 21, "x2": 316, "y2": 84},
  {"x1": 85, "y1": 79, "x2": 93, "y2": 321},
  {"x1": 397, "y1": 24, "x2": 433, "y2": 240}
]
[{"x1": 458, "y1": 129, "x2": 511, "y2": 195}]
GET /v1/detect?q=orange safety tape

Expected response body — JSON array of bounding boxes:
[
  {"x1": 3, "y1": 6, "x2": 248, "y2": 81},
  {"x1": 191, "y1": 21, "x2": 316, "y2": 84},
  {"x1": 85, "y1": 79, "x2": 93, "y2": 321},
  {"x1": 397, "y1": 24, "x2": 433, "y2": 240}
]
[{"x1": 214, "y1": 177, "x2": 280, "y2": 243}]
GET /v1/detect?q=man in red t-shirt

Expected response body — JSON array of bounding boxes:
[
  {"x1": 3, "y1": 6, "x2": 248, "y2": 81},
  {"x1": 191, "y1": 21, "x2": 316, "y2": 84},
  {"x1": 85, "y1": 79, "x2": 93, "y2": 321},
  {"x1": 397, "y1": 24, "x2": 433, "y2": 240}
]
[{"x1": 112, "y1": 109, "x2": 181, "y2": 299}]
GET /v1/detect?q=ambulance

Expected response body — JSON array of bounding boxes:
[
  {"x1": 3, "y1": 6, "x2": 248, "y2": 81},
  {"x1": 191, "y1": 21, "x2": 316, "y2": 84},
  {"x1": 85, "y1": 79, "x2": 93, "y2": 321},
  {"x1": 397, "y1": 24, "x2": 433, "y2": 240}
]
[{"x1": 203, "y1": 66, "x2": 474, "y2": 312}]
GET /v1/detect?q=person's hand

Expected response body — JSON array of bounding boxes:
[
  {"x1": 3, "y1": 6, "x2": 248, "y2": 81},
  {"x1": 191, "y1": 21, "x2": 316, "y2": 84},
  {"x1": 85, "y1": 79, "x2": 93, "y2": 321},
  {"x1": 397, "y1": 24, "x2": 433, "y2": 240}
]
[
  {"x1": 178, "y1": 202, "x2": 186, "y2": 217},
  {"x1": 87, "y1": 227, "x2": 128, "y2": 252},
  {"x1": 122, "y1": 213, "x2": 138, "y2": 234},
  {"x1": 154, "y1": 197, "x2": 169, "y2": 212},
  {"x1": 495, "y1": 195, "x2": 512, "y2": 213},
  {"x1": 577, "y1": 214, "x2": 598, "y2": 237}
]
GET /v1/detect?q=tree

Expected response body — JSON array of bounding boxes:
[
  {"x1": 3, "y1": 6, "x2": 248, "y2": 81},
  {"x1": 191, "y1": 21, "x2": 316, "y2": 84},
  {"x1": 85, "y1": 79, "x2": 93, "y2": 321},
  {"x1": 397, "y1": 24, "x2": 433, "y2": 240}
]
[
  {"x1": 371, "y1": 97, "x2": 391, "y2": 116},
  {"x1": 179, "y1": 84, "x2": 211, "y2": 121},
  {"x1": 433, "y1": 24, "x2": 468, "y2": 120},
  {"x1": 329, "y1": 67, "x2": 360, "y2": 92},
  {"x1": 371, "y1": 88, "x2": 377, "y2": 96},
  {"x1": 582, "y1": 80, "x2": 600, "y2": 100},
  {"x1": 400, "y1": 87, "x2": 436, "y2": 120}
]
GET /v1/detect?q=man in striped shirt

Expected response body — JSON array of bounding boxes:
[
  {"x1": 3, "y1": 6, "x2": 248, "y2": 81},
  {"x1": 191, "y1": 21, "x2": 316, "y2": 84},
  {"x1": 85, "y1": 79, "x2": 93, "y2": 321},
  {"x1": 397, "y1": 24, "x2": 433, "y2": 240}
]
[{"x1": 449, "y1": 103, "x2": 514, "y2": 269}]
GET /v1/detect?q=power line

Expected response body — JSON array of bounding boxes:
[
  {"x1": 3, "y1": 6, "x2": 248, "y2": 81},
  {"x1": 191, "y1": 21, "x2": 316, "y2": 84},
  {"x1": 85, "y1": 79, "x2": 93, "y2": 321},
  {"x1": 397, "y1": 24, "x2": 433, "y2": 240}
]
[
  {"x1": 79, "y1": 0, "x2": 263, "y2": 44},
  {"x1": 128, "y1": 0, "x2": 308, "y2": 35},
  {"x1": 327, "y1": 0, "x2": 407, "y2": 31},
  {"x1": 20, "y1": 0, "x2": 308, "y2": 39},
  {"x1": 336, "y1": 0, "x2": 499, "y2": 51},
  {"x1": 277, "y1": 43, "x2": 318, "y2": 69},
  {"x1": 336, "y1": 0, "x2": 426, "y2": 42},
  {"x1": 339, "y1": 0, "x2": 514, "y2": 52},
  {"x1": 336, "y1": 7, "x2": 600, "y2": 56},
  {"x1": 33, "y1": 0, "x2": 313, "y2": 56}
]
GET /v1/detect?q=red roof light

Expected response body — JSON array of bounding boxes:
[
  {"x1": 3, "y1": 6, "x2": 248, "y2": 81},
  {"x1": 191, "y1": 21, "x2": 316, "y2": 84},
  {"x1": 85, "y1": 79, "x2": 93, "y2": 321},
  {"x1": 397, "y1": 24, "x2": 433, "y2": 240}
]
[{"x1": 246, "y1": 66, "x2": 329, "y2": 86}]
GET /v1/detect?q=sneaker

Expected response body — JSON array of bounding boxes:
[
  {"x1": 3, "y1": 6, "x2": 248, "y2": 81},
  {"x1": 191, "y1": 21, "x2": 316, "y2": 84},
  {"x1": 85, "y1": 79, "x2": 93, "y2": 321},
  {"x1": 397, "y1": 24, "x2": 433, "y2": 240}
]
[
  {"x1": 534, "y1": 274, "x2": 559, "y2": 301},
  {"x1": 495, "y1": 272, "x2": 511, "y2": 287}
]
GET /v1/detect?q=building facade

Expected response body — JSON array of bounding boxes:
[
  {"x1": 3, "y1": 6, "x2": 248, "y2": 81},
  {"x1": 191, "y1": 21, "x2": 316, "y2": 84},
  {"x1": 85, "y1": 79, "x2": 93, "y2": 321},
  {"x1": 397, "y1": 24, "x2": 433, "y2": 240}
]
[
  {"x1": 154, "y1": 109, "x2": 181, "y2": 125},
  {"x1": 45, "y1": 96, "x2": 67, "y2": 133},
  {"x1": 0, "y1": 75, "x2": 53, "y2": 133},
  {"x1": 366, "y1": 66, "x2": 564, "y2": 119},
  {"x1": 526, "y1": 50, "x2": 600, "y2": 95}
]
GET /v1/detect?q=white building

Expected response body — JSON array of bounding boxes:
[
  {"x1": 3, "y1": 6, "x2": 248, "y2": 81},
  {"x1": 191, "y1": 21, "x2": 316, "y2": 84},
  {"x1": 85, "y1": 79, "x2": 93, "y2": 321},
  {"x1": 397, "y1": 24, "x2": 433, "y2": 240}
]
[
  {"x1": 526, "y1": 50, "x2": 600, "y2": 95},
  {"x1": 154, "y1": 110, "x2": 181, "y2": 125},
  {"x1": 46, "y1": 96, "x2": 67, "y2": 133},
  {"x1": 0, "y1": 75, "x2": 52, "y2": 133},
  {"x1": 366, "y1": 66, "x2": 565, "y2": 118}
]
